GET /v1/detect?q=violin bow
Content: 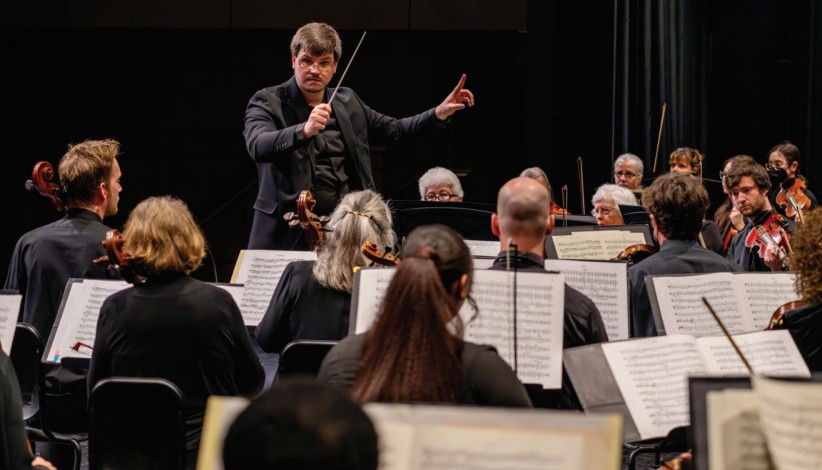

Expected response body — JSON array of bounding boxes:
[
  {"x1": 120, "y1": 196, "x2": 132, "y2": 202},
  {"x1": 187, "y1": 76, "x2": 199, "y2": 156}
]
[
  {"x1": 652, "y1": 102, "x2": 667, "y2": 174},
  {"x1": 702, "y1": 297, "x2": 755, "y2": 375},
  {"x1": 328, "y1": 31, "x2": 367, "y2": 105},
  {"x1": 561, "y1": 185, "x2": 569, "y2": 227},
  {"x1": 576, "y1": 156, "x2": 585, "y2": 215}
]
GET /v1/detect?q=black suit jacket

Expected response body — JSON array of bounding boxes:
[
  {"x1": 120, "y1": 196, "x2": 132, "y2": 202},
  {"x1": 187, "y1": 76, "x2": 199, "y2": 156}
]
[{"x1": 243, "y1": 76, "x2": 446, "y2": 249}]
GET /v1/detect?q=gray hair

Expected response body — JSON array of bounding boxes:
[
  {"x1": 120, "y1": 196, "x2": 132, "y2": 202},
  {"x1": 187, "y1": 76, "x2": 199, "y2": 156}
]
[
  {"x1": 313, "y1": 190, "x2": 396, "y2": 292},
  {"x1": 592, "y1": 183, "x2": 638, "y2": 209},
  {"x1": 615, "y1": 153, "x2": 644, "y2": 176},
  {"x1": 418, "y1": 167, "x2": 464, "y2": 199}
]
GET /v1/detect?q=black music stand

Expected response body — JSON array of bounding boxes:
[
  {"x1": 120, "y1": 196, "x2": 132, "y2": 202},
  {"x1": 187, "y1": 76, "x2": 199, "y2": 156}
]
[{"x1": 389, "y1": 200, "x2": 497, "y2": 241}]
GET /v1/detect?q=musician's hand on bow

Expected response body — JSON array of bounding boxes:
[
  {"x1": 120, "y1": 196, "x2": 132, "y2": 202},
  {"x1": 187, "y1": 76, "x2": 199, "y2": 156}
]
[
  {"x1": 764, "y1": 241, "x2": 785, "y2": 272},
  {"x1": 304, "y1": 103, "x2": 332, "y2": 138},
  {"x1": 435, "y1": 74, "x2": 475, "y2": 120}
]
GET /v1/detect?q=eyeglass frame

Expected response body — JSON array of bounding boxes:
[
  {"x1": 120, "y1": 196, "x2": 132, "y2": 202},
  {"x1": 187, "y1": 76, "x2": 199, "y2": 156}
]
[
  {"x1": 425, "y1": 191, "x2": 458, "y2": 202},
  {"x1": 296, "y1": 57, "x2": 336, "y2": 73},
  {"x1": 614, "y1": 171, "x2": 639, "y2": 179}
]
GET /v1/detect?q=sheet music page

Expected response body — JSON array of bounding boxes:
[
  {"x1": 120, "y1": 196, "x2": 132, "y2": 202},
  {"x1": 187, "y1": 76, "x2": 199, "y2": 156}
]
[
  {"x1": 552, "y1": 230, "x2": 647, "y2": 260},
  {"x1": 464, "y1": 239, "x2": 500, "y2": 258},
  {"x1": 353, "y1": 268, "x2": 396, "y2": 334},
  {"x1": 47, "y1": 279, "x2": 130, "y2": 362},
  {"x1": 706, "y1": 389, "x2": 772, "y2": 470},
  {"x1": 230, "y1": 250, "x2": 316, "y2": 326},
  {"x1": 471, "y1": 258, "x2": 495, "y2": 270},
  {"x1": 697, "y1": 330, "x2": 811, "y2": 378},
  {"x1": 365, "y1": 404, "x2": 622, "y2": 470},
  {"x1": 545, "y1": 259, "x2": 629, "y2": 341},
  {"x1": 196, "y1": 396, "x2": 250, "y2": 470},
  {"x1": 736, "y1": 272, "x2": 800, "y2": 330},
  {"x1": 601, "y1": 335, "x2": 708, "y2": 439},
  {"x1": 652, "y1": 273, "x2": 749, "y2": 337},
  {"x1": 462, "y1": 270, "x2": 565, "y2": 389},
  {"x1": 754, "y1": 376, "x2": 822, "y2": 470},
  {"x1": 0, "y1": 294, "x2": 21, "y2": 354},
  {"x1": 212, "y1": 283, "x2": 245, "y2": 310}
]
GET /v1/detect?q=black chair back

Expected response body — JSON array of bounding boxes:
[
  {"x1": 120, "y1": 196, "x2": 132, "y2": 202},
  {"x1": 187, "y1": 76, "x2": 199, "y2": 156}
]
[
  {"x1": 278, "y1": 340, "x2": 337, "y2": 379},
  {"x1": 9, "y1": 323, "x2": 42, "y2": 421},
  {"x1": 89, "y1": 377, "x2": 186, "y2": 470}
]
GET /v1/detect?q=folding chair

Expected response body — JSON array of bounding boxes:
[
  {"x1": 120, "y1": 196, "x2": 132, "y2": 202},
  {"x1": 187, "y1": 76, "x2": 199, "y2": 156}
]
[
  {"x1": 89, "y1": 377, "x2": 186, "y2": 470},
  {"x1": 277, "y1": 340, "x2": 338, "y2": 379}
]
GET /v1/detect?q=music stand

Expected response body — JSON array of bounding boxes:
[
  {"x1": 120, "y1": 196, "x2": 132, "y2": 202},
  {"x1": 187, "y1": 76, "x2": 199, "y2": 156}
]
[{"x1": 389, "y1": 200, "x2": 497, "y2": 241}]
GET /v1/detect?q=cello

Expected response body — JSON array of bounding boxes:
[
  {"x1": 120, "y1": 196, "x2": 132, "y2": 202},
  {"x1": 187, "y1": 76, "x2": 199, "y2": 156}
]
[
  {"x1": 283, "y1": 190, "x2": 331, "y2": 250},
  {"x1": 26, "y1": 161, "x2": 65, "y2": 211}
]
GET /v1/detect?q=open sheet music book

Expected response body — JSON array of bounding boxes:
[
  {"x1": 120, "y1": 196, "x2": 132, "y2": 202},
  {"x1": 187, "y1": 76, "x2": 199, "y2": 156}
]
[
  {"x1": 546, "y1": 225, "x2": 651, "y2": 260},
  {"x1": 545, "y1": 259, "x2": 630, "y2": 341},
  {"x1": 230, "y1": 249, "x2": 316, "y2": 326},
  {"x1": 364, "y1": 403, "x2": 623, "y2": 470},
  {"x1": 599, "y1": 331, "x2": 809, "y2": 440},
  {"x1": 0, "y1": 292, "x2": 22, "y2": 353},
  {"x1": 44, "y1": 279, "x2": 130, "y2": 363},
  {"x1": 646, "y1": 272, "x2": 800, "y2": 337},
  {"x1": 351, "y1": 268, "x2": 566, "y2": 389}
]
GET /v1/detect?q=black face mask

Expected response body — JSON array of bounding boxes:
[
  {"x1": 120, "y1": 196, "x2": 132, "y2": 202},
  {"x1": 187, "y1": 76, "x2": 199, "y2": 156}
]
[{"x1": 768, "y1": 167, "x2": 788, "y2": 187}]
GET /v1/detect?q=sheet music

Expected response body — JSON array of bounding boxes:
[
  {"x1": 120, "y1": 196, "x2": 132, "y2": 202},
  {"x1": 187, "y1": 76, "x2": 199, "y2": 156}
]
[
  {"x1": 706, "y1": 389, "x2": 772, "y2": 470},
  {"x1": 364, "y1": 403, "x2": 622, "y2": 470},
  {"x1": 754, "y1": 376, "x2": 822, "y2": 470},
  {"x1": 545, "y1": 259, "x2": 629, "y2": 341},
  {"x1": 352, "y1": 268, "x2": 396, "y2": 334},
  {"x1": 697, "y1": 330, "x2": 811, "y2": 378},
  {"x1": 212, "y1": 283, "x2": 245, "y2": 311},
  {"x1": 652, "y1": 272, "x2": 800, "y2": 337},
  {"x1": 464, "y1": 239, "x2": 499, "y2": 258},
  {"x1": 462, "y1": 270, "x2": 565, "y2": 389},
  {"x1": 0, "y1": 294, "x2": 22, "y2": 353},
  {"x1": 47, "y1": 279, "x2": 130, "y2": 363},
  {"x1": 602, "y1": 336, "x2": 708, "y2": 439},
  {"x1": 230, "y1": 250, "x2": 316, "y2": 326},
  {"x1": 551, "y1": 230, "x2": 646, "y2": 260}
]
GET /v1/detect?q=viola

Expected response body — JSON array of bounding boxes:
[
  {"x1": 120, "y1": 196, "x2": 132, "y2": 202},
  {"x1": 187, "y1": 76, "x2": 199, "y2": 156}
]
[
  {"x1": 361, "y1": 241, "x2": 400, "y2": 267},
  {"x1": 744, "y1": 212, "x2": 791, "y2": 269},
  {"x1": 775, "y1": 178, "x2": 812, "y2": 223},
  {"x1": 283, "y1": 190, "x2": 331, "y2": 250},
  {"x1": 766, "y1": 299, "x2": 807, "y2": 330},
  {"x1": 25, "y1": 161, "x2": 65, "y2": 211},
  {"x1": 549, "y1": 201, "x2": 570, "y2": 215},
  {"x1": 92, "y1": 230, "x2": 145, "y2": 284},
  {"x1": 613, "y1": 243, "x2": 658, "y2": 267}
]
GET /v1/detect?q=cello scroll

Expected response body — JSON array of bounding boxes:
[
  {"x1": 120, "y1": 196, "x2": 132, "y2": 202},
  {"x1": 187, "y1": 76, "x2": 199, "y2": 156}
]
[
  {"x1": 283, "y1": 190, "x2": 331, "y2": 250},
  {"x1": 26, "y1": 161, "x2": 65, "y2": 211}
]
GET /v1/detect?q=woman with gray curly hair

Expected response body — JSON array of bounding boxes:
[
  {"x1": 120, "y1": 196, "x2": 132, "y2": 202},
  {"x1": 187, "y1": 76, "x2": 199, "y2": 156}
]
[{"x1": 255, "y1": 190, "x2": 396, "y2": 353}]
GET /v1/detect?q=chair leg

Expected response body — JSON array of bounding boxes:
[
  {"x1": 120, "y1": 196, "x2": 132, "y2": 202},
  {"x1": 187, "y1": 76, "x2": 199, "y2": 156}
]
[{"x1": 70, "y1": 439, "x2": 82, "y2": 470}]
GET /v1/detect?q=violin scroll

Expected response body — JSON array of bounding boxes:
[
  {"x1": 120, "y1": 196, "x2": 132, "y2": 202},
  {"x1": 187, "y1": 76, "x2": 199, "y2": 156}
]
[
  {"x1": 361, "y1": 241, "x2": 400, "y2": 267},
  {"x1": 613, "y1": 244, "x2": 658, "y2": 267},
  {"x1": 26, "y1": 161, "x2": 65, "y2": 211}
]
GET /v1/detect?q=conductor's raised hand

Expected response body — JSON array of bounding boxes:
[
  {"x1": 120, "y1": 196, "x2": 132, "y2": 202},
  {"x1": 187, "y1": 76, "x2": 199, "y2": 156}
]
[
  {"x1": 303, "y1": 103, "x2": 332, "y2": 138},
  {"x1": 435, "y1": 74, "x2": 475, "y2": 121}
]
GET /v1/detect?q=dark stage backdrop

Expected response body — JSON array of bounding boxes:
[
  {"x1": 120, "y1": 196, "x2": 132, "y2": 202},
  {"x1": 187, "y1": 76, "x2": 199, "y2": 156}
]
[{"x1": 2, "y1": 1, "x2": 820, "y2": 282}]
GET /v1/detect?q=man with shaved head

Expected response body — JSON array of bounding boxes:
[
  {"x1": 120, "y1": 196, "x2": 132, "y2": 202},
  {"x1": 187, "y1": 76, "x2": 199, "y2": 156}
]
[{"x1": 489, "y1": 177, "x2": 608, "y2": 409}]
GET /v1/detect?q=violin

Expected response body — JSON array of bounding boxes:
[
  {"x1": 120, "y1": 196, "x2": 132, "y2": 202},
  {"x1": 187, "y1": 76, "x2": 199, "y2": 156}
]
[
  {"x1": 744, "y1": 212, "x2": 791, "y2": 269},
  {"x1": 92, "y1": 229, "x2": 145, "y2": 284},
  {"x1": 766, "y1": 299, "x2": 807, "y2": 330},
  {"x1": 549, "y1": 201, "x2": 570, "y2": 215},
  {"x1": 775, "y1": 178, "x2": 812, "y2": 223},
  {"x1": 613, "y1": 244, "x2": 658, "y2": 267},
  {"x1": 361, "y1": 241, "x2": 400, "y2": 267},
  {"x1": 283, "y1": 190, "x2": 331, "y2": 250},
  {"x1": 25, "y1": 161, "x2": 65, "y2": 211}
]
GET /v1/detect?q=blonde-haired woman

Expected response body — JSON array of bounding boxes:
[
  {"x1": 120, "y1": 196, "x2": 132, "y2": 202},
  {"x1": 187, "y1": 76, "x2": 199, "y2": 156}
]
[
  {"x1": 88, "y1": 196, "x2": 264, "y2": 468},
  {"x1": 255, "y1": 190, "x2": 396, "y2": 353}
]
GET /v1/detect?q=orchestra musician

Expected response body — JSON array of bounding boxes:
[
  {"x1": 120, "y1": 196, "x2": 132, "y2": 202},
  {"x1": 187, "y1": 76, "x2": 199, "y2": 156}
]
[
  {"x1": 590, "y1": 183, "x2": 638, "y2": 226},
  {"x1": 628, "y1": 173, "x2": 741, "y2": 337},
  {"x1": 771, "y1": 207, "x2": 822, "y2": 371},
  {"x1": 725, "y1": 162, "x2": 796, "y2": 272},
  {"x1": 490, "y1": 177, "x2": 607, "y2": 408},
  {"x1": 4, "y1": 139, "x2": 123, "y2": 440},
  {"x1": 519, "y1": 166, "x2": 570, "y2": 215},
  {"x1": 669, "y1": 147, "x2": 704, "y2": 177},
  {"x1": 255, "y1": 190, "x2": 396, "y2": 353},
  {"x1": 418, "y1": 167, "x2": 464, "y2": 202},
  {"x1": 714, "y1": 154, "x2": 756, "y2": 256},
  {"x1": 88, "y1": 196, "x2": 264, "y2": 468},
  {"x1": 243, "y1": 22, "x2": 474, "y2": 250},
  {"x1": 766, "y1": 141, "x2": 817, "y2": 221},
  {"x1": 613, "y1": 153, "x2": 645, "y2": 203},
  {"x1": 318, "y1": 224, "x2": 532, "y2": 407}
]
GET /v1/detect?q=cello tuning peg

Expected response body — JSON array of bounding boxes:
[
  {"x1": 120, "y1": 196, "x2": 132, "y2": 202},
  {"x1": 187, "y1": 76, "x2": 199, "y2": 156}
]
[{"x1": 283, "y1": 211, "x2": 296, "y2": 221}]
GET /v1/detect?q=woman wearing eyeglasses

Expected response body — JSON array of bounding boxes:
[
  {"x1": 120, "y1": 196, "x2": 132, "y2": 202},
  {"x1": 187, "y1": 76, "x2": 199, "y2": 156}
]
[{"x1": 418, "y1": 166, "x2": 464, "y2": 202}]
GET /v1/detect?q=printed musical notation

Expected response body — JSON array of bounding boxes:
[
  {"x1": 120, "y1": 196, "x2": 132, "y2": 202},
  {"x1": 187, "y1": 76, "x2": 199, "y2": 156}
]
[{"x1": 0, "y1": 293, "x2": 22, "y2": 354}]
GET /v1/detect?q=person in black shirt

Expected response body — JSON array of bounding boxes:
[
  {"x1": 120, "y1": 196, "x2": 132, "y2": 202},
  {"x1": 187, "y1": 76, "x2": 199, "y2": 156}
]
[{"x1": 766, "y1": 141, "x2": 817, "y2": 222}]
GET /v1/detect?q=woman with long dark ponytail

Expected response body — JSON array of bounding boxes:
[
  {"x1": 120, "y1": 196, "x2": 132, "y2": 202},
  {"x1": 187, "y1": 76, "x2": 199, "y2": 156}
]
[{"x1": 318, "y1": 224, "x2": 531, "y2": 407}]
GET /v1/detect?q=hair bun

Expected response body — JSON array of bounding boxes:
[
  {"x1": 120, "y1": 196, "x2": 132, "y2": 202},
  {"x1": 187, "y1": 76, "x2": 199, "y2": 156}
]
[{"x1": 409, "y1": 245, "x2": 439, "y2": 263}]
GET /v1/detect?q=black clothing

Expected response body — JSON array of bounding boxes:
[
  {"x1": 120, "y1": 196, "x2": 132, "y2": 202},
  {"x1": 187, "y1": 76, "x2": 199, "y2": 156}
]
[
  {"x1": 254, "y1": 261, "x2": 351, "y2": 354},
  {"x1": 0, "y1": 352, "x2": 47, "y2": 470},
  {"x1": 629, "y1": 239, "x2": 741, "y2": 337},
  {"x1": 89, "y1": 273, "x2": 264, "y2": 455},
  {"x1": 777, "y1": 301, "x2": 822, "y2": 372},
  {"x1": 4, "y1": 209, "x2": 119, "y2": 338},
  {"x1": 726, "y1": 210, "x2": 796, "y2": 272},
  {"x1": 318, "y1": 333, "x2": 533, "y2": 408},
  {"x1": 700, "y1": 220, "x2": 723, "y2": 255},
  {"x1": 243, "y1": 77, "x2": 447, "y2": 250}
]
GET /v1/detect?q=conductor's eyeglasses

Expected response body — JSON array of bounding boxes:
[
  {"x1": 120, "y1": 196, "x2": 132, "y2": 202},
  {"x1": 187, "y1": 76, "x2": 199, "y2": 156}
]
[
  {"x1": 425, "y1": 192, "x2": 457, "y2": 201},
  {"x1": 297, "y1": 57, "x2": 335, "y2": 73}
]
